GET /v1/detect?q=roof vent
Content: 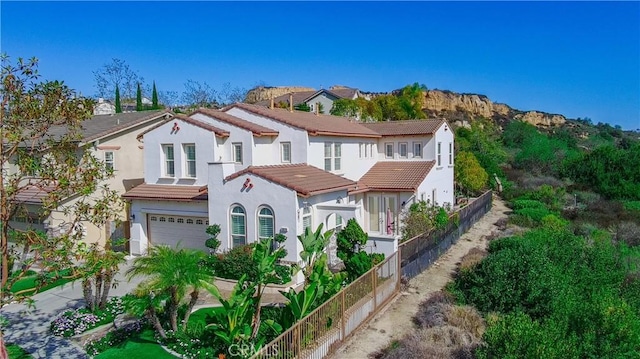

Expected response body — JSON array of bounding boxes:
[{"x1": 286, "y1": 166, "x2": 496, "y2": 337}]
[
  {"x1": 289, "y1": 93, "x2": 293, "y2": 112},
  {"x1": 116, "y1": 118, "x2": 120, "y2": 125}
]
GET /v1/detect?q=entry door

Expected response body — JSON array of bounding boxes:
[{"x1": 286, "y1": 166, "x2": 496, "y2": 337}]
[{"x1": 383, "y1": 196, "x2": 397, "y2": 235}]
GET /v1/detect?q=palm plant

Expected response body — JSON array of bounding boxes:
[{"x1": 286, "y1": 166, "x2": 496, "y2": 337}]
[{"x1": 126, "y1": 245, "x2": 211, "y2": 334}]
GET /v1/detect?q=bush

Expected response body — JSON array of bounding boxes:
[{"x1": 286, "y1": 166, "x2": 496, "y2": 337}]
[
  {"x1": 458, "y1": 248, "x2": 487, "y2": 273},
  {"x1": 208, "y1": 244, "x2": 257, "y2": 281},
  {"x1": 84, "y1": 320, "x2": 144, "y2": 356},
  {"x1": 50, "y1": 296, "x2": 127, "y2": 337}
]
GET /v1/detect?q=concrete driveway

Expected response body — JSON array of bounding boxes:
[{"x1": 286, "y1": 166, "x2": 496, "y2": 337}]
[{"x1": 1, "y1": 259, "x2": 145, "y2": 359}]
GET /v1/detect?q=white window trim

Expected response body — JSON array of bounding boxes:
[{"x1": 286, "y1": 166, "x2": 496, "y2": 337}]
[
  {"x1": 232, "y1": 142, "x2": 243, "y2": 164},
  {"x1": 162, "y1": 144, "x2": 175, "y2": 177},
  {"x1": 448, "y1": 142, "x2": 453, "y2": 165},
  {"x1": 257, "y1": 206, "x2": 275, "y2": 241},
  {"x1": 385, "y1": 143, "x2": 394, "y2": 159},
  {"x1": 281, "y1": 142, "x2": 291, "y2": 163},
  {"x1": 230, "y1": 204, "x2": 246, "y2": 247},
  {"x1": 104, "y1": 151, "x2": 115, "y2": 171},
  {"x1": 413, "y1": 142, "x2": 422, "y2": 158},
  {"x1": 437, "y1": 142, "x2": 442, "y2": 167},
  {"x1": 183, "y1": 144, "x2": 196, "y2": 178},
  {"x1": 399, "y1": 142, "x2": 408, "y2": 158},
  {"x1": 324, "y1": 142, "x2": 342, "y2": 172}
]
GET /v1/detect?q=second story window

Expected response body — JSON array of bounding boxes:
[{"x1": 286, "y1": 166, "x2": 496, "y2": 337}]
[
  {"x1": 232, "y1": 143, "x2": 243, "y2": 164},
  {"x1": 104, "y1": 151, "x2": 114, "y2": 171},
  {"x1": 324, "y1": 142, "x2": 341, "y2": 171},
  {"x1": 385, "y1": 143, "x2": 393, "y2": 159},
  {"x1": 437, "y1": 142, "x2": 442, "y2": 166},
  {"x1": 413, "y1": 142, "x2": 422, "y2": 158},
  {"x1": 163, "y1": 144, "x2": 174, "y2": 177},
  {"x1": 184, "y1": 144, "x2": 196, "y2": 177},
  {"x1": 448, "y1": 142, "x2": 453, "y2": 165},
  {"x1": 399, "y1": 143, "x2": 408, "y2": 158},
  {"x1": 302, "y1": 206, "x2": 312, "y2": 232},
  {"x1": 281, "y1": 142, "x2": 291, "y2": 163}
]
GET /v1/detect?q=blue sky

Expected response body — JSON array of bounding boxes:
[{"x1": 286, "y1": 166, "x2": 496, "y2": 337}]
[{"x1": 2, "y1": 1, "x2": 639, "y2": 130}]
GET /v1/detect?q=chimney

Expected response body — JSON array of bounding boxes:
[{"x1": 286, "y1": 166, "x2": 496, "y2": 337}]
[
  {"x1": 315, "y1": 102, "x2": 320, "y2": 115},
  {"x1": 270, "y1": 95, "x2": 274, "y2": 109},
  {"x1": 289, "y1": 93, "x2": 293, "y2": 112}
]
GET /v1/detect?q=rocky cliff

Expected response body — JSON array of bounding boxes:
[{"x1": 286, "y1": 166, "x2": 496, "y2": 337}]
[{"x1": 244, "y1": 86, "x2": 315, "y2": 104}]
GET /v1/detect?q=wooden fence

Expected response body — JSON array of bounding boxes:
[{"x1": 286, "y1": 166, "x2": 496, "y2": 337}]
[{"x1": 251, "y1": 191, "x2": 493, "y2": 359}]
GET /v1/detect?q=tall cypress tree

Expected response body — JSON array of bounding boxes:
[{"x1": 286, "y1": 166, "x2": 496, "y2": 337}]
[
  {"x1": 115, "y1": 84, "x2": 122, "y2": 113},
  {"x1": 136, "y1": 82, "x2": 143, "y2": 111},
  {"x1": 152, "y1": 81, "x2": 159, "y2": 109}
]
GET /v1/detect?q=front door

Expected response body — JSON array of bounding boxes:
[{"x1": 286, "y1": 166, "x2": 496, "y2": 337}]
[
  {"x1": 383, "y1": 196, "x2": 397, "y2": 235},
  {"x1": 368, "y1": 194, "x2": 398, "y2": 235}
]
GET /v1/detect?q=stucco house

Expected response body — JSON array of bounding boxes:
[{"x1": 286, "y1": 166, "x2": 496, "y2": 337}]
[
  {"x1": 255, "y1": 87, "x2": 363, "y2": 114},
  {"x1": 124, "y1": 103, "x2": 454, "y2": 279},
  {"x1": 8, "y1": 110, "x2": 173, "y2": 247}
]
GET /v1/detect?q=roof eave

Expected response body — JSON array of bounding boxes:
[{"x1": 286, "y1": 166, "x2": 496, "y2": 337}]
[
  {"x1": 298, "y1": 184, "x2": 355, "y2": 198},
  {"x1": 309, "y1": 131, "x2": 381, "y2": 139}
]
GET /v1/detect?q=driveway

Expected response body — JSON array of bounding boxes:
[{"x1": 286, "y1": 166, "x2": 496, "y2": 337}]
[{"x1": 1, "y1": 258, "x2": 145, "y2": 359}]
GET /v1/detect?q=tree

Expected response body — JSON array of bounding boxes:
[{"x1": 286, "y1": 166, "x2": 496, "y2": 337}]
[
  {"x1": 151, "y1": 81, "x2": 159, "y2": 110},
  {"x1": 135, "y1": 82, "x2": 143, "y2": 111},
  {"x1": 1, "y1": 55, "x2": 121, "y2": 351},
  {"x1": 93, "y1": 58, "x2": 144, "y2": 100},
  {"x1": 182, "y1": 79, "x2": 217, "y2": 108},
  {"x1": 126, "y1": 245, "x2": 211, "y2": 336},
  {"x1": 79, "y1": 240, "x2": 126, "y2": 312},
  {"x1": 331, "y1": 98, "x2": 361, "y2": 118},
  {"x1": 158, "y1": 90, "x2": 179, "y2": 109},
  {"x1": 397, "y1": 82, "x2": 426, "y2": 120},
  {"x1": 455, "y1": 151, "x2": 488, "y2": 196},
  {"x1": 114, "y1": 84, "x2": 122, "y2": 113},
  {"x1": 218, "y1": 82, "x2": 247, "y2": 106},
  {"x1": 294, "y1": 103, "x2": 311, "y2": 112}
]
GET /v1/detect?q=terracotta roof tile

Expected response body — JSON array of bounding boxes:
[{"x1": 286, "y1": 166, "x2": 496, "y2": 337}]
[
  {"x1": 136, "y1": 114, "x2": 230, "y2": 140},
  {"x1": 12, "y1": 183, "x2": 57, "y2": 204},
  {"x1": 361, "y1": 119, "x2": 446, "y2": 136},
  {"x1": 226, "y1": 103, "x2": 381, "y2": 138},
  {"x1": 192, "y1": 108, "x2": 279, "y2": 136},
  {"x1": 123, "y1": 184, "x2": 208, "y2": 201},
  {"x1": 356, "y1": 161, "x2": 436, "y2": 192},
  {"x1": 225, "y1": 164, "x2": 356, "y2": 198}
]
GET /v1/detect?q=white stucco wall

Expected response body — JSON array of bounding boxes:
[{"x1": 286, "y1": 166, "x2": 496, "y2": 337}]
[
  {"x1": 142, "y1": 118, "x2": 219, "y2": 186},
  {"x1": 308, "y1": 136, "x2": 378, "y2": 181},
  {"x1": 224, "y1": 107, "x2": 309, "y2": 165},
  {"x1": 129, "y1": 199, "x2": 209, "y2": 254},
  {"x1": 305, "y1": 93, "x2": 337, "y2": 114},
  {"x1": 376, "y1": 135, "x2": 433, "y2": 161}
]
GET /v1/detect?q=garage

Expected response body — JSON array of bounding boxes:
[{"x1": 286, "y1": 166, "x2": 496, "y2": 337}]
[{"x1": 148, "y1": 214, "x2": 209, "y2": 251}]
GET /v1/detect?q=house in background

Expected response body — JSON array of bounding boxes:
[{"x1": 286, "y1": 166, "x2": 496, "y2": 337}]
[
  {"x1": 93, "y1": 98, "x2": 116, "y2": 115},
  {"x1": 8, "y1": 110, "x2": 173, "y2": 247},
  {"x1": 255, "y1": 86, "x2": 364, "y2": 114},
  {"x1": 124, "y1": 103, "x2": 453, "y2": 282}
]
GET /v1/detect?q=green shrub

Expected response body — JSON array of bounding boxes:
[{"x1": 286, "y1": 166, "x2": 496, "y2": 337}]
[
  {"x1": 623, "y1": 201, "x2": 640, "y2": 212},
  {"x1": 511, "y1": 199, "x2": 546, "y2": 210},
  {"x1": 209, "y1": 244, "x2": 258, "y2": 281}
]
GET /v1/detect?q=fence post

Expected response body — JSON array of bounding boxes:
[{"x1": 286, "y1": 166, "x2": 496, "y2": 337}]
[
  {"x1": 397, "y1": 247, "x2": 402, "y2": 290},
  {"x1": 373, "y1": 267, "x2": 377, "y2": 311},
  {"x1": 341, "y1": 289, "x2": 346, "y2": 339}
]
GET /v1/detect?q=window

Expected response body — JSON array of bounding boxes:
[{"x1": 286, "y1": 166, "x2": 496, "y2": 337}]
[
  {"x1": 413, "y1": 142, "x2": 422, "y2": 158},
  {"x1": 196, "y1": 219, "x2": 203, "y2": 225},
  {"x1": 232, "y1": 143, "x2": 243, "y2": 164},
  {"x1": 324, "y1": 143, "x2": 332, "y2": 171},
  {"x1": 369, "y1": 144, "x2": 374, "y2": 157},
  {"x1": 186, "y1": 219, "x2": 193, "y2": 224},
  {"x1": 163, "y1": 145, "x2": 175, "y2": 177},
  {"x1": 168, "y1": 217, "x2": 175, "y2": 223},
  {"x1": 281, "y1": 142, "x2": 291, "y2": 163},
  {"x1": 385, "y1": 143, "x2": 394, "y2": 158},
  {"x1": 159, "y1": 217, "x2": 166, "y2": 222},
  {"x1": 104, "y1": 151, "x2": 114, "y2": 171},
  {"x1": 399, "y1": 143, "x2": 408, "y2": 158},
  {"x1": 150, "y1": 216, "x2": 157, "y2": 221},
  {"x1": 258, "y1": 206, "x2": 274, "y2": 241},
  {"x1": 334, "y1": 143, "x2": 341, "y2": 171},
  {"x1": 230, "y1": 205, "x2": 246, "y2": 247},
  {"x1": 184, "y1": 144, "x2": 196, "y2": 177},
  {"x1": 359, "y1": 143, "x2": 363, "y2": 158},
  {"x1": 437, "y1": 142, "x2": 442, "y2": 166},
  {"x1": 336, "y1": 214, "x2": 343, "y2": 229},
  {"x1": 302, "y1": 207, "x2": 312, "y2": 232},
  {"x1": 177, "y1": 218, "x2": 184, "y2": 223},
  {"x1": 448, "y1": 142, "x2": 453, "y2": 165}
]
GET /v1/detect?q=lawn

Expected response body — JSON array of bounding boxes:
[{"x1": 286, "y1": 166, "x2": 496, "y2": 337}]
[
  {"x1": 10, "y1": 268, "x2": 78, "y2": 296},
  {"x1": 7, "y1": 343, "x2": 32, "y2": 359},
  {"x1": 94, "y1": 307, "x2": 222, "y2": 359},
  {"x1": 95, "y1": 329, "x2": 177, "y2": 359}
]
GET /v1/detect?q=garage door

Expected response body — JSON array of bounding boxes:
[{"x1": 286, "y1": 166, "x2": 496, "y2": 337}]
[{"x1": 148, "y1": 214, "x2": 209, "y2": 251}]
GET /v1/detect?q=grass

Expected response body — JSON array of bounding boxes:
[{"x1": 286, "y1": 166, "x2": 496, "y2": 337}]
[
  {"x1": 7, "y1": 343, "x2": 32, "y2": 359},
  {"x1": 188, "y1": 306, "x2": 223, "y2": 326},
  {"x1": 95, "y1": 329, "x2": 177, "y2": 359},
  {"x1": 10, "y1": 268, "x2": 78, "y2": 296}
]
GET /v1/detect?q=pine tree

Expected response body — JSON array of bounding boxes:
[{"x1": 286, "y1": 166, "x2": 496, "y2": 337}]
[
  {"x1": 115, "y1": 84, "x2": 122, "y2": 113},
  {"x1": 136, "y1": 82, "x2": 143, "y2": 111},
  {"x1": 152, "y1": 81, "x2": 159, "y2": 109}
]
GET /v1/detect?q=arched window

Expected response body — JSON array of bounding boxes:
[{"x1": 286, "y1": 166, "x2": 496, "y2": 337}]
[
  {"x1": 230, "y1": 205, "x2": 246, "y2": 247},
  {"x1": 257, "y1": 206, "x2": 274, "y2": 241}
]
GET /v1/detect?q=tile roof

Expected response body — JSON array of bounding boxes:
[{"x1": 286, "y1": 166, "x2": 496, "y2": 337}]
[
  {"x1": 12, "y1": 182, "x2": 58, "y2": 204},
  {"x1": 225, "y1": 164, "x2": 356, "y2": 198},
  {"x1": 303, "y1": 88, "x2": 358, "y2": 102},
  {"x1": 192, "y1": 108, "x2": 279, "y2": 136},
  {"x1": 122, "y1": 184, "x2": 208, "y2": 201},
  {"x1": 136, "y1": 114, "x2": 230, "y2": 140},
  {"x1": 225, "y1": 103, "x2": 381, "y2": 138},
  {"x1": 46, "y1": 110, "x2": 172, "y2": 144},
  {"x1": 355, "y1": 161, "x2": 436, "y2": 193},
  {"x1": 254, "y1": 91, "x2": 317, "y2": 107},
  {"x1": 360, "y1": 119, "x2": 446, "y2": 136}
]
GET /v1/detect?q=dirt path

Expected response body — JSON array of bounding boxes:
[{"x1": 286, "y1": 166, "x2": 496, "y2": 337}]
[{"x1": 333, "y1": 195, "x2": 510, "y2": 359}]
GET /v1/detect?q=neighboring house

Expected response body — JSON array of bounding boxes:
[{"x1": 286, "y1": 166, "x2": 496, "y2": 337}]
[
  {"x1": 124, "y1": 103, "x2": 454, "y2": 282},
  {"x1": 8, "y1": 110, "x2": 174, "y2": 247},
  {"x1": 93, "y1": 98, "x2": 116, "y2": 115},
  {"x1": 255, "y1": 87, "x2": 363, "y2": 114}
]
